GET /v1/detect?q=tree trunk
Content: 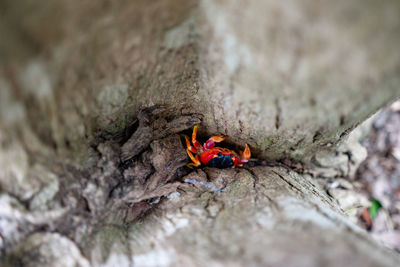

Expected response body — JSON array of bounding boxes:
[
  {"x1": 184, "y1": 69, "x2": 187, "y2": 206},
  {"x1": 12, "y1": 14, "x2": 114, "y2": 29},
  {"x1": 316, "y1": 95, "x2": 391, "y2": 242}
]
[{"x1": 1, "y1": 0, "x2": 400, "y2": 266}]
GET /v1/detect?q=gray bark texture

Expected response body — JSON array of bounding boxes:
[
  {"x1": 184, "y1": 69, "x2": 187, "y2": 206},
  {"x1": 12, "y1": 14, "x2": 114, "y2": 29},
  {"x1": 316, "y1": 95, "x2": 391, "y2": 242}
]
[{"x1": 1, "y1": 0, "x2": 400, "y2": 266}]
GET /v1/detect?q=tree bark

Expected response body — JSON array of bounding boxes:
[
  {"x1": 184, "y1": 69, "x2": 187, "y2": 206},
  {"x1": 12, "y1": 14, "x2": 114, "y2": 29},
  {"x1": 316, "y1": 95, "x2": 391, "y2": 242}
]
[{"x1": 1, "y1": 0, "x2": 400, "y2": 266}]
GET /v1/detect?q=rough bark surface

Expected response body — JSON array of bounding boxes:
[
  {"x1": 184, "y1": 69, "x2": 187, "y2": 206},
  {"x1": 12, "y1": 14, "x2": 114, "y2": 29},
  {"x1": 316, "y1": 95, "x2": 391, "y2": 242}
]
[
  {"x1": 2, "y1": 107, "x2": 400, "y2": 267},
  {"x1": 198, "y1": 0, "x2": 400, "y2": 160},
  {"x1": 1, "y1": 0, "x2": 400, "y2": 266},
  {"x1": 1, "y1": 0, "x2": 399, "y2": 160},
  {"x1": 128, "y1": 166, "x2": 399, "y2": 267}
]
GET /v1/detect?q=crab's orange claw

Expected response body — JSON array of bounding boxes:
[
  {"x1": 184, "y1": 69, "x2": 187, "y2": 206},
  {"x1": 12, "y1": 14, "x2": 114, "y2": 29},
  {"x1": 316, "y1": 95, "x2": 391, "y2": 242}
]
[
  {"x1": 204, "y1": 135, "x2": 226, "y2": 149},
  {"x1": 192, "y1": 125, "x2": 202, "y2": 149},
  {"x1": 239, "y1": 144, "x2": 251, "y2": 164},
  {"x1": 209, "y1": 135, "x2": 226, "y2": 143},
  {"x1": 244, "y1": 144, "x2": 251, "y2": 159},
  {"x1": 186, "y1": 149, "x2": 201, "y2": 167},
  {"x1": 185, "y1": 135, "x2": 197, "y2": 153}
]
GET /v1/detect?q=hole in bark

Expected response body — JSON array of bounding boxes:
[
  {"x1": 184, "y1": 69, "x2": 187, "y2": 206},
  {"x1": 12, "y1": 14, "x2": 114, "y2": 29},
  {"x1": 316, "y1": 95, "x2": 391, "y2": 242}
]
[
  {"x1": 312, "y1": 130, "x2": 323, "y2": 143},
  {"x1": 340, "y1": 115, "x2": 346, "y2": 126},
  {"x1": 275, "y1": 114, "x2": 280, "y2": 130},
  {"x1": 309, "y1": 97, "x2": 316, "y2": 106}
]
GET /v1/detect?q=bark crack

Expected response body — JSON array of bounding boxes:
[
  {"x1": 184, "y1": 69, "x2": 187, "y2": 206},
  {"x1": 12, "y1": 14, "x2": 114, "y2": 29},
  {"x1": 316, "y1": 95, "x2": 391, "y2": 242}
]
[
  {"x1": 271, "y1": 169, "x2": 303, "y2": 195},
  {"x1": 274, "y1": 98, "x2": 282, "y2": 130}
]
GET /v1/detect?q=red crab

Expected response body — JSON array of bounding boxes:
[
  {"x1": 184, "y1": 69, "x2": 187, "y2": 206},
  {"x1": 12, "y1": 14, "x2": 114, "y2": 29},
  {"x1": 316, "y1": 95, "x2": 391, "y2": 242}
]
[{"x1": 184, "y1": 125, "x2": 251, "y2": 168}]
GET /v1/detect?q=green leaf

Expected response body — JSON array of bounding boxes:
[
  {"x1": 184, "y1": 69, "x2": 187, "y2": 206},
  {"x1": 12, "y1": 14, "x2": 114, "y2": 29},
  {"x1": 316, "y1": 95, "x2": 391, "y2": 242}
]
[{"x1": 369, "y1": 199, "x2": 382, "y2": 220}]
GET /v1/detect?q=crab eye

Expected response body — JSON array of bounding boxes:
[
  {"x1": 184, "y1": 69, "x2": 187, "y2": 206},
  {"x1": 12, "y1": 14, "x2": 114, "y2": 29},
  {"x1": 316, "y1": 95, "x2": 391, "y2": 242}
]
[
  {"x1": 230, "y1": 154, "x2": 234, "y2": 158},
  {"x1": 218, "y1": 152, "x2": 223, "y2": 156}
]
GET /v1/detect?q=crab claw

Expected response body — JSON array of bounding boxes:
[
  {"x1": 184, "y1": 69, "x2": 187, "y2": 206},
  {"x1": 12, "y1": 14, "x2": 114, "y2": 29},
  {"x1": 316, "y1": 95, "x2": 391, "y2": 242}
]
[
  {"x1": 239, "y1": 144, "x2": 251, "y2": 164},
  {"x1": 204, "y1": 135, "x2": 226, "y2": 149}
]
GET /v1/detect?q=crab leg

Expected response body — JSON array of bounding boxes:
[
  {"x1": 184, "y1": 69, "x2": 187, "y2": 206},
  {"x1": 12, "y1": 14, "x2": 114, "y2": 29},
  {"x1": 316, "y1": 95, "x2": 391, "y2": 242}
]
[
  {"x1": 192, "y1": 125, "x2": 202, "y2": 150},
  {"x1": 185, "y1": 135, "x2": 197, "y2": 153},
  {"x1": 238, "y1": 144, "x2": 251, "y2": 164},
  {"x1": 186, "y1": 149, "x2": 201, "y2": 167},
  {"x1": 204, "y1": 135, "x2": 226, "y2": 149}
]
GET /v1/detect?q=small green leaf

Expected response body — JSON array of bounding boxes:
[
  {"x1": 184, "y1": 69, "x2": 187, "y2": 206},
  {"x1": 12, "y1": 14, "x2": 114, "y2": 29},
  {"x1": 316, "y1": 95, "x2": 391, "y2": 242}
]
[{"x1": 369, "y1": 199, "x2": 382, "y2": 220}]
